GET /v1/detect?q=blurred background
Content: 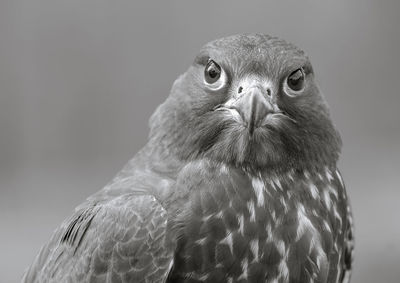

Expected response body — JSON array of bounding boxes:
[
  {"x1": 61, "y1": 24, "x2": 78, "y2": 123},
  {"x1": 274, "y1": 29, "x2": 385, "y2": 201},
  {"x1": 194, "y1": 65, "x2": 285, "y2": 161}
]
[{"x1": 1, "y1": 0, "x2": 399, "y2": 282}]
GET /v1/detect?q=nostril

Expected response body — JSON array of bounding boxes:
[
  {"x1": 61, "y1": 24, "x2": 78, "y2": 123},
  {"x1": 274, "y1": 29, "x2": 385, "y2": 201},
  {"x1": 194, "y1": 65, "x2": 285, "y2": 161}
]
[
  {"x1": 266, "y1": 89, "x2": 271, "y2": 96},
  {"x1": 238, "y1": 86, "x2": 243, "y2": 93}
]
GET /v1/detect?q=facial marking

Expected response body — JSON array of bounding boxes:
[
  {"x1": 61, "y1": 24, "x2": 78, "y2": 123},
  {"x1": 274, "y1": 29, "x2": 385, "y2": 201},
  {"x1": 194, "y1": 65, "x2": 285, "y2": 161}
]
[{"x1": 215, "y1": 106, "x2": 243, "y2": 125}]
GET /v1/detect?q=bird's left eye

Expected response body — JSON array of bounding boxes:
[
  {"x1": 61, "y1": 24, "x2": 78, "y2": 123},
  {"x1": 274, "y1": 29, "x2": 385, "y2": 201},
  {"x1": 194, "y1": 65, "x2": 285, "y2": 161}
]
[{"x1": 204, "y1": 59, "x2": 227, "y2": 91}]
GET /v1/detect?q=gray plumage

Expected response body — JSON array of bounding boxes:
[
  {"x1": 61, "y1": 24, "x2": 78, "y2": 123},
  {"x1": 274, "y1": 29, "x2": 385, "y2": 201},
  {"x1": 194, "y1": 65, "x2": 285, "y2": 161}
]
[{"x1": 23, "y1": 34, "x2": 354, "y2": 283}]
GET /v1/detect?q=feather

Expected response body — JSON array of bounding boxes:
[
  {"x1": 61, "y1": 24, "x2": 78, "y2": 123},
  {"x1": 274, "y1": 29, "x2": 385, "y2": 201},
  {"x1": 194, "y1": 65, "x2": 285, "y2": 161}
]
[{"x1": 24, "y1": 34, "x2": 352, "y2": 283}]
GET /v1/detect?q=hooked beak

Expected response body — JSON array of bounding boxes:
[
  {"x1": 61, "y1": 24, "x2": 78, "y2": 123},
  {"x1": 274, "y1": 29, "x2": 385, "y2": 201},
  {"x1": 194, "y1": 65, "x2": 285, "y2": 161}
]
[{"x1": 233, "y1": 87, "x2": 274, "y2": 135}]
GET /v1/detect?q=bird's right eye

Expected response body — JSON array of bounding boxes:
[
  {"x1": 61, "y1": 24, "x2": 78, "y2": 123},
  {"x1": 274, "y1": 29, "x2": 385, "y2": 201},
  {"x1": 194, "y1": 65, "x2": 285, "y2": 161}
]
[{"x1": 204, "y1": 59, "x2": 227, "y2": 91}]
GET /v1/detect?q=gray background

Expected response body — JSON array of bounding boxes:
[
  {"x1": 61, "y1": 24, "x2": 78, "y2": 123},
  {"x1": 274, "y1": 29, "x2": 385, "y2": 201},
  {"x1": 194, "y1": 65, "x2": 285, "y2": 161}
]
[{"x1": 1, "y1": 1, "x2": 399, "y2": 282}]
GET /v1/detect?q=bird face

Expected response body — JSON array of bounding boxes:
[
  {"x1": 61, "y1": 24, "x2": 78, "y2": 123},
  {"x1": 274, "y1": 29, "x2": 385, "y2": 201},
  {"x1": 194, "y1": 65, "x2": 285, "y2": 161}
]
[{"x1": 150, "y1": 34, "x2": 341, "y2": 173}]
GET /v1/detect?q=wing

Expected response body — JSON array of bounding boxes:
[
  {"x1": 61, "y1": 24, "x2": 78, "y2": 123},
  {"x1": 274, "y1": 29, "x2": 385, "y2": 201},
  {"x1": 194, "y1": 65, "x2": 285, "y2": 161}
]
[
  {"x1": 333, "y1": 170, "x2": 354, "y2": 283},
  {"x1": 22, "y1": 192, "x2": 174, "y2": 283},
  {"x1": 340, "y1": 201, "x2": 355, "y2": 283}
]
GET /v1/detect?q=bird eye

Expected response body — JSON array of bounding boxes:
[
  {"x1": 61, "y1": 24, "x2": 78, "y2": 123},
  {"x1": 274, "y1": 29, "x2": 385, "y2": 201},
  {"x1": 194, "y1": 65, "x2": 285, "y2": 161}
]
[
  {"x1": 204, "y1": 59, "x2": 227, "y2": 91},
  {"x1": 205, "y1": 60, "x2": 221, "y2": 83},
  {"x1": 285, "y1": 68, "x2": 305, "y2": 94}
]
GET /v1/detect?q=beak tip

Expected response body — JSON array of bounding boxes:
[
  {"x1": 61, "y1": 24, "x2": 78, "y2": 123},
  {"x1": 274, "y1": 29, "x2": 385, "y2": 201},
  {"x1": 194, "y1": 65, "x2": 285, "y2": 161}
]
[{"x1": 248, "y1": 121, "x2": 255, "y2": 136}]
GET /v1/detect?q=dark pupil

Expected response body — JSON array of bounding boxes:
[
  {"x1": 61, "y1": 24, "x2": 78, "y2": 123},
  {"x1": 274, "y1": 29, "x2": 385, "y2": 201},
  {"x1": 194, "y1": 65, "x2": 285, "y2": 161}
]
[
  {"x1": 205, "y1": 60, "x2": 221, "y2": 84},
  {"x1": 208, "y1": 67, "x2": 219, "y2": 78},
  {"x1": 288, "y1": 69, "x2": 304, "y2": 91}
]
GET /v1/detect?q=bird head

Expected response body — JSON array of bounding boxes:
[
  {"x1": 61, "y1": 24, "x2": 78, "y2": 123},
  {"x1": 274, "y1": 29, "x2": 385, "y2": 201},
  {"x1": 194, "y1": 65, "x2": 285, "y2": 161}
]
[{"x1": 149, "y1": 34, "x2": 341, "y2": 173}]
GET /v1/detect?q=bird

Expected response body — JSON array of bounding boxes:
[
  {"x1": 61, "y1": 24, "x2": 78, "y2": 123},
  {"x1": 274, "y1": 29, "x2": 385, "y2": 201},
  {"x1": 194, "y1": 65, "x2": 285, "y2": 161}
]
[{"x1": 22, "y1": 34, "x2": 354, "y2": 283}]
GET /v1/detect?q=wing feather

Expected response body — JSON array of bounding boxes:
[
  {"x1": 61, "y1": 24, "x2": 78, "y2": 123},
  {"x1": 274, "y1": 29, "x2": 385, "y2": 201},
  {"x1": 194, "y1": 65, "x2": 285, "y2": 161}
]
[
  {"x1": 22, "y1": 193, "x2": 174, "y2": 283},
  {"x1": 340, "y1": 201, "x2": 355, "y2": 283},
  {"x1": 335, "y1": 170, "x2": 354, "y2": 283}
]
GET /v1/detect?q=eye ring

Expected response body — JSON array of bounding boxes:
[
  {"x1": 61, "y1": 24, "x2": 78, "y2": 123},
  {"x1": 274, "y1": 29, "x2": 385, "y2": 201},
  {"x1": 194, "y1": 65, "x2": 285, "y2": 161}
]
[
  {"x1": 284, "y1": 68, "x2": 306, "y2": 96},
  {"x1": 203, "y1": 59, "x2": 227, "y2": 91}
]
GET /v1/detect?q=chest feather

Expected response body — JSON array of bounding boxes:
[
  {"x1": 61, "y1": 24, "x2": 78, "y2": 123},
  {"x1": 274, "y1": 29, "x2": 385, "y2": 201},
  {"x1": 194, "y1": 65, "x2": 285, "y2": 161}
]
[{"x1": 171, "y1": 167, "x2": 345, "y2": 282}]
